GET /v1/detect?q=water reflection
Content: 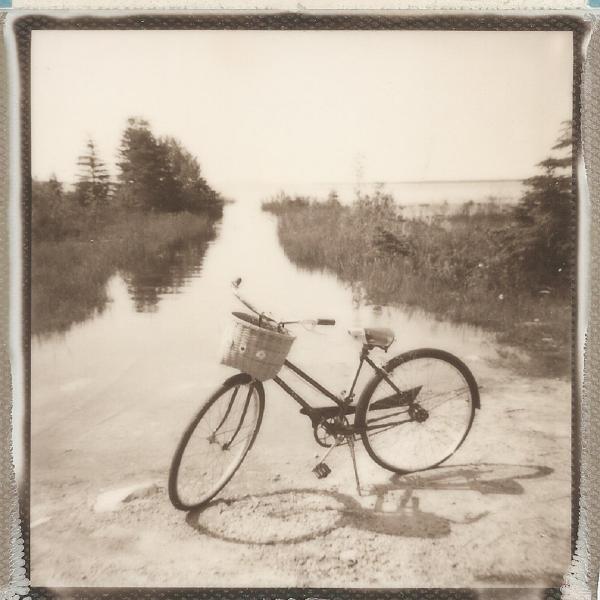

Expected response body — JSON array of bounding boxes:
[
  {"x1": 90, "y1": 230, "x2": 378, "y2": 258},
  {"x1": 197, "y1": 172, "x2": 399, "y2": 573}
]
[
  {"x1": 122, "y1": 235, "x2": 214, "y2": 313},
  {"x1": 31, "y1": 218, "x2": 218, "y2": 337}
]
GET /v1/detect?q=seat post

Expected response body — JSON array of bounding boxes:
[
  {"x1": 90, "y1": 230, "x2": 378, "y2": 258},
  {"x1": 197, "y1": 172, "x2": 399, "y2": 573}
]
[{"x1": 346, "y1": 348, "x2": 368, "y2": 403}]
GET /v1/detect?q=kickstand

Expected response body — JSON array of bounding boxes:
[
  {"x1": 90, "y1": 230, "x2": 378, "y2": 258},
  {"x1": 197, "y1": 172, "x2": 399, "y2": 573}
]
[{"x1": 347, "y1": 435, "x2": 362, "y2": 496}]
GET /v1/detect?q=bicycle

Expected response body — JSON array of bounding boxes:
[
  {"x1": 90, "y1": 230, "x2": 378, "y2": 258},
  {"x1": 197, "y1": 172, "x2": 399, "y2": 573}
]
[{"x1": 168, "y1": 278, "x2": 481, "y2": 511}]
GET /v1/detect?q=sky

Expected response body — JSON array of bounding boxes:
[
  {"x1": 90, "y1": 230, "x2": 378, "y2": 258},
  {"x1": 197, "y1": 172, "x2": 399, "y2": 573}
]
[{"x1": 31, "y1": 29, "x2": 573, "y2": 198}]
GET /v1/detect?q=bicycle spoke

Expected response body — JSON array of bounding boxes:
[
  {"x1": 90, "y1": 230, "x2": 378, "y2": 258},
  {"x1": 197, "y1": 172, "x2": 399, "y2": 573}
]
[
  {"x1": 366, "y1": 421, "x2": 412, "y2": 439},
  {"x1": 206, "y1": 421, "x2": 254, "y2": 439},
  {"x1": 226, "y1": 433, "x2": 258, "y2": 451},
  {"x1": 417, "y1": 388, "x2": 468, "y2": 411}
]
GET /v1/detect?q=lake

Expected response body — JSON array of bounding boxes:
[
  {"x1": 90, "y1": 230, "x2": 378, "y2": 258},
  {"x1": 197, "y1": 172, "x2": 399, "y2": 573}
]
[{"x1": 224, "y1": 178, "x2": 525, "y2": 207}]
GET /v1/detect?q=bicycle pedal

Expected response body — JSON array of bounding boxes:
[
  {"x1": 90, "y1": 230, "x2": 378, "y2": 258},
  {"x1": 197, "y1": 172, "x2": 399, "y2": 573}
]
[{"x1": 312, "y1": 462, "x2": 331, "y2": 479}]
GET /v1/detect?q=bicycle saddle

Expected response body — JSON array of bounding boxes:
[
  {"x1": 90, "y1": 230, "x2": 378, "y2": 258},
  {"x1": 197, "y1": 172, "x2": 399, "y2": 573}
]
[{"x1": 348, "y1": 327, "x2": 395, "y2": 349}]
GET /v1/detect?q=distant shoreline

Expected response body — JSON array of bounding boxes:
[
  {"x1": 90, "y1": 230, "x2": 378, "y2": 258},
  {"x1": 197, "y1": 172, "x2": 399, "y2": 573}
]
[
  {"x1": 44, "y1": 177, "x2": 527, "y2": 188},
  {"x1": 301, "y1": 178, "x2": 526, "y2": 185}
]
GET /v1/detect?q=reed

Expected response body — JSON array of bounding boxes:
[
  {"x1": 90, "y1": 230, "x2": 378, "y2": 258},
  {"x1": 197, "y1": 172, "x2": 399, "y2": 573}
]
[{"x1": 264, "y1": 193, "x2": 571, "y2": 378}]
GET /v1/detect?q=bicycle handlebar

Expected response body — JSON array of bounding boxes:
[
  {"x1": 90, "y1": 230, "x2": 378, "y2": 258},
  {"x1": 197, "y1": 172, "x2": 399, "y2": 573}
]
[{"x1": 232, "y1": 278, "x2": 335, "y2": 328}]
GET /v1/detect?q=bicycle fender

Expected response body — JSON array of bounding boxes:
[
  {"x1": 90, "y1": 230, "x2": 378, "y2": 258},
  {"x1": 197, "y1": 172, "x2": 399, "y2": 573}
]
[{"x1": 217, "y1": 373, "x2": 266, "y2": 405}]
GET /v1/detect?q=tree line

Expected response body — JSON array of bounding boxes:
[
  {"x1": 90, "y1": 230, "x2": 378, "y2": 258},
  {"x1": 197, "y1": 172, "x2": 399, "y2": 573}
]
[
  {"x1": 33, "y1": 118, "x2": 224, "y2": 240},
  {"x1": 374, "y1": 121, "x2": 575, "y2": 291},
  {"x1": 505, "y1": 120, "x2": 573, "y2": 289}
]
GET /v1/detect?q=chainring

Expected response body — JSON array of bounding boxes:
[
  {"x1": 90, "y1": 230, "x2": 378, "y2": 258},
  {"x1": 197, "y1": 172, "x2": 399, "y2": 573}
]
[{"x1": 313, "y1": 415, "x2": 350, "y2": 448}]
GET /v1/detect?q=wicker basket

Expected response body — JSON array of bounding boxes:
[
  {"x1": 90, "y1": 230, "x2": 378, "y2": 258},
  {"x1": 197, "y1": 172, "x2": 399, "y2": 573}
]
[{"x1": 220, "y1": 311, "x2": 295, "y2": 381}]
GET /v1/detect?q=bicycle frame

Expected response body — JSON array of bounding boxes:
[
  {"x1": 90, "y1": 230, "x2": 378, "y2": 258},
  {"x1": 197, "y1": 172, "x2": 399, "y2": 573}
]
[
  {"x1": 231, "y1": 280, "x2": 419, "y2": 433},
  {"x1": 271, "y1": 345, "x2": 415, "y2": 433}
]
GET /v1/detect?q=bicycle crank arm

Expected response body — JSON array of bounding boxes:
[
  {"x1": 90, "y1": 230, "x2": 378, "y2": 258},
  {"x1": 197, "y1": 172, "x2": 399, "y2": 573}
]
[{"x1": 311, "y1": 434, "x2": 340, "y2": 478}]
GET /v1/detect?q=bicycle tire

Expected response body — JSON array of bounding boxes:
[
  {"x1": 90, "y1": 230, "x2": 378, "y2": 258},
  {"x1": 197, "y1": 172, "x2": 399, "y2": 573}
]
[
  {"x1": 356, "y1": 348, "x2": 479, "y2": 474},
  {"x1": 168, "y1": 373, "x2": 265, "y2": 511}
]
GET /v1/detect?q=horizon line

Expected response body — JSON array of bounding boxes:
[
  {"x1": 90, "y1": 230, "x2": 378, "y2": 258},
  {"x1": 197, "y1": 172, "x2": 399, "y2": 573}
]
[
  {"x1": 34, "y1": 176, "x2": 526, "y2": 186},
  {"x1": 328, "y1": 178, "x2": 525, "y2": 185},
  {"x1": 217, "y1": 177, "x2": 526, "y2": 186}
]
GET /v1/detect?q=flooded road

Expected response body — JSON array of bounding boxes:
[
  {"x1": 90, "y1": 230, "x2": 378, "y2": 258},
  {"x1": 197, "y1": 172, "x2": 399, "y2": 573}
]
[{"x1": 30, "y1": 199, "x2": 572, "y2": 590}]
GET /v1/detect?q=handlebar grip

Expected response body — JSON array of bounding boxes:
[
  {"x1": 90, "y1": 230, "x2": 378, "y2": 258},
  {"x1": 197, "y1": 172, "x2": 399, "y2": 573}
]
[{"x1": 317, "y1": 318, "x2": 336, "y2": 326}]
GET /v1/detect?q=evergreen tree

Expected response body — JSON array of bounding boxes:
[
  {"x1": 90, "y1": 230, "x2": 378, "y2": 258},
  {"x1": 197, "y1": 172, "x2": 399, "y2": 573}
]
[
  {"x1": 75, "y1": 139, "x2": 110, "y2": 209},
  {"x1": 504, "y1": 121, "x2": 573, "y2": 290},
  {"x1": 116, "y1": 118, "x2": 180, "y2": 212},
  {"x1": 160, "y1": 136, "x2": 223, "y2": 216},
  {"x1": 115, "y1": 118, "x2": 223, "y2": 215}
]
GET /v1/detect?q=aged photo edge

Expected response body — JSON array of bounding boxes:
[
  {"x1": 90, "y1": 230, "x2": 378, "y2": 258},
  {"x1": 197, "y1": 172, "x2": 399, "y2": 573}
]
[{"x1": 1, "y1": 9, "x2": 598, "y2": 599}]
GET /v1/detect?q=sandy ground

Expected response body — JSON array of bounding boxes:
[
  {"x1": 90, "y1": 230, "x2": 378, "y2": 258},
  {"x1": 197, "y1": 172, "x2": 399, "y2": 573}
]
[{"x1": 29, "y1": 352, "x2": 571, "y2": 590}]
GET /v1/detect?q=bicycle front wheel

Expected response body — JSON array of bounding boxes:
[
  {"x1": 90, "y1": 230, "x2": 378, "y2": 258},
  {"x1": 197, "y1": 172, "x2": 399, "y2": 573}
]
[
  {"x1": 357, "y1": 348, "x2": 479, "y2": 474},
  {"x1": 168, "y1": 373, "x2": 265, "y2": 511}
]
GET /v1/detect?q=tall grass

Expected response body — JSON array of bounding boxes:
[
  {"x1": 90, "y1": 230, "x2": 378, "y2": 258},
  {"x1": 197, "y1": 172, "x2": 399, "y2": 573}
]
[
  {"x1": 32, "y1": 211, "x2": 217, "y2": 337},
  {"x1": 263, "y1": 193, "x2": 571, "y2": 378}
]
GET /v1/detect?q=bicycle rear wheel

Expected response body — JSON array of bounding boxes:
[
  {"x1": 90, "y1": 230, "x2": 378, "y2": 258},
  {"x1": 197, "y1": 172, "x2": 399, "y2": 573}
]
[
  {"x1": 168, "y1": 373, "x2": 265, "y2": 511},
  {"x1": 357, "y1": 348, "x2": 479, "y2": 474}
]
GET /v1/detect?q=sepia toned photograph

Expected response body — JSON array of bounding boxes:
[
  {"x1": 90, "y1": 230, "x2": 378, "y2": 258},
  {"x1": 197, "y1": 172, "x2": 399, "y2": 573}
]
[{"x1": 22, "y1": 16, "x2": 579, "y2": 594}]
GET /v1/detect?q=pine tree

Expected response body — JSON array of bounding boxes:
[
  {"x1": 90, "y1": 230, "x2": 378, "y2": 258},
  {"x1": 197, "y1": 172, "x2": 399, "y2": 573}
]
[
  {"x1": 116, "y1": 118, "x2": 180, "y2": 212},
  {"x1": 75, "y1": 139, "x2": 110, "y2": 209},
  {"x1": 115, "y1": 118, "x2": 223, "y2": 215},
  {"x1": 504, "y1": 121, "x2": 573, "y2": 290},
  {"x1": 160, "y1": 136, "x2": 223, "y2": 216}
]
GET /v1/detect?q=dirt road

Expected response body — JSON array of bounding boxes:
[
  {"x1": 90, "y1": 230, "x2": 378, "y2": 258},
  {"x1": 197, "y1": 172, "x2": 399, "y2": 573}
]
[{"x1": 29, "y1": 351, "x2": 571, "y2": 590}]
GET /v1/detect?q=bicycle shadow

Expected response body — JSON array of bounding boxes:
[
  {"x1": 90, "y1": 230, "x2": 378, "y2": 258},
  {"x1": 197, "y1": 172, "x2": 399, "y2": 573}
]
[
  {"x1": 185, "y1": 462, "x2": 553, "y2": 546},
  {"x1": 369, "y1": 462, "x2": 554, "y2": 497}
]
